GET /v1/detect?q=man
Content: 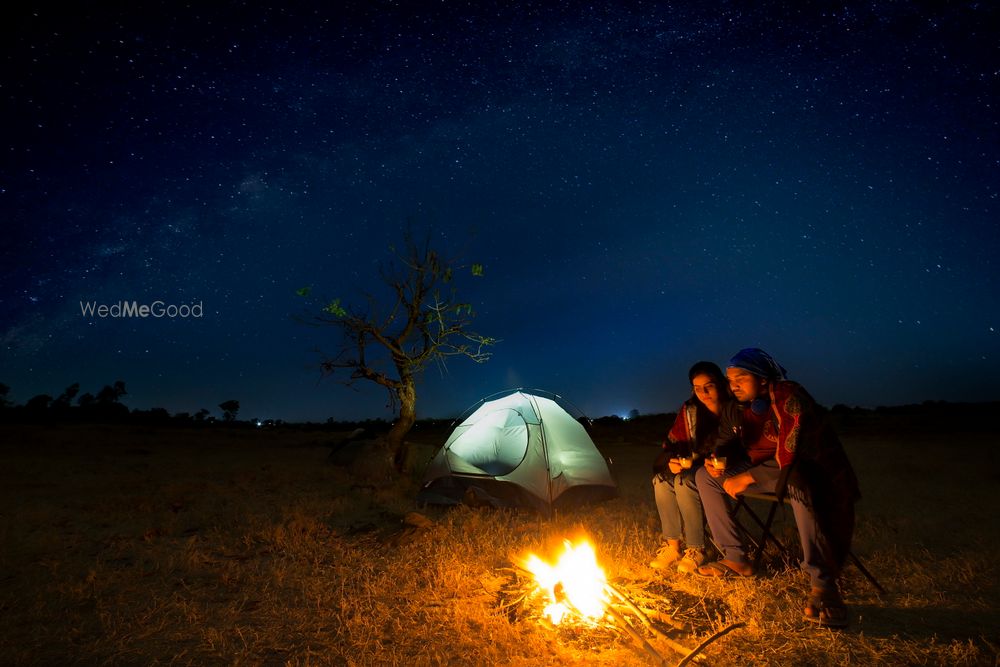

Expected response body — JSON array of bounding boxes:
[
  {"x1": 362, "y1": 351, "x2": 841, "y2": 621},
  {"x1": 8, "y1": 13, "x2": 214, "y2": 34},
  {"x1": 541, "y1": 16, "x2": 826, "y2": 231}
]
[{"x1": 694, "y1": 348, "x2": 860, "y2": 628}]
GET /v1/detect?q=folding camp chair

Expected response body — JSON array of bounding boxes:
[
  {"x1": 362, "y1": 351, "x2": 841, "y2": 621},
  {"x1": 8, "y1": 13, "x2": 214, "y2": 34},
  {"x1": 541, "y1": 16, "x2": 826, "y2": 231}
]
[{"x1": 729, "y1": 471, "x2": 886, "y2": 594}]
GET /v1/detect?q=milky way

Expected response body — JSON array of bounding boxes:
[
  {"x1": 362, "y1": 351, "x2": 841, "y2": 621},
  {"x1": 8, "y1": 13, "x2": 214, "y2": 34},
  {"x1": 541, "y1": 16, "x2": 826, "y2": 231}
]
[{"x1": 2, "y1": 2, "x2": 997, "y2": 421}]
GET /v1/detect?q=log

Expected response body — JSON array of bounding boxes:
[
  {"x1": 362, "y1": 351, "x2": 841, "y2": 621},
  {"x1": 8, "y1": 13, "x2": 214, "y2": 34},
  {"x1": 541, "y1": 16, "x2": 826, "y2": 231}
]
[
  {"x1": 604, "y1": 603, "x2": 669, "y2": 666},
  {"x1": 605, "y1": 584, "x2": 703, "y2": 662},
  {"x1": 675, "y1": 621, "x2": 745, "y2": 667}
]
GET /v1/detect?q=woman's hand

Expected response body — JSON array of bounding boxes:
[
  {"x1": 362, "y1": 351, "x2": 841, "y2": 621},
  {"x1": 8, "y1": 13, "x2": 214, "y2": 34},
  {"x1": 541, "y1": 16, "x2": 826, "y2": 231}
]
[{"x1": 667, "y1": 459, "x2": 682, "y2": 474}]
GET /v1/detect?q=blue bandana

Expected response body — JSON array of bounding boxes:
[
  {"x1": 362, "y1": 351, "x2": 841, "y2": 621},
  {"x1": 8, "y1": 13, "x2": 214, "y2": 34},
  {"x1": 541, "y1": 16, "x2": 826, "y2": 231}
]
[{"x1": 728, "y1": 348, "x2": 788, "y2": 380}]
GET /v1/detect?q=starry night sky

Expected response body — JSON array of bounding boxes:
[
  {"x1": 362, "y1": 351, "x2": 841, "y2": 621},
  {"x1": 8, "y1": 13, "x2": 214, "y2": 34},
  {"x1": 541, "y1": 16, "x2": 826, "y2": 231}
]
[{"x1": 2, "y1": 2, "x2": 998, "y2": 423}]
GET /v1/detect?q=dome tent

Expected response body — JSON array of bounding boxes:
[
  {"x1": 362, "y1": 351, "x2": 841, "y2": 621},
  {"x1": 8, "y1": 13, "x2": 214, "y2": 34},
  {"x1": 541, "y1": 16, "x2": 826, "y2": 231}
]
[{"x1": 417, "y1": 389, "x2": 618, "y2": 515}]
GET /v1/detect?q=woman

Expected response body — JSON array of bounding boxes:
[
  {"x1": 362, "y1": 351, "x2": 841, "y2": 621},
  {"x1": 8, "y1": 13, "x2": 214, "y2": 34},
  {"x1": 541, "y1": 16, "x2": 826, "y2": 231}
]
[{"x1": 650, "y1": 360, "x2": 730, "y2": 574}]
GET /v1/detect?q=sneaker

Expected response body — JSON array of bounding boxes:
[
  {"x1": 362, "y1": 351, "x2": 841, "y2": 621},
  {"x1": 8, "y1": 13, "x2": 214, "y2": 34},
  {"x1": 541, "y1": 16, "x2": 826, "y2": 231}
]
[
  {"x1": 676, "y1": 547, "x2": 706, "y2": 574},
  {"x1": 649, "y1": 541, "x2": 682, "y2": 569}
]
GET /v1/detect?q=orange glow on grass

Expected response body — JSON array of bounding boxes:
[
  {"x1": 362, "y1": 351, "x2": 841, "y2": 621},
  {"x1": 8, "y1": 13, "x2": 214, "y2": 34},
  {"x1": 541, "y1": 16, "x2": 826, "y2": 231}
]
[{"x1": 519, "y1": 538, "x2": 609, "y2": 624}]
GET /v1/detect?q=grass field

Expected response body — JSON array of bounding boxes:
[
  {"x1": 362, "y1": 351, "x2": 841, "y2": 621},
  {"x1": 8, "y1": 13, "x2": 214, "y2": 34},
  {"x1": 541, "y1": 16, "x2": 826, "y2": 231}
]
[{"x1": 1, "y1": 415, "x2": 998, "y2": 666}]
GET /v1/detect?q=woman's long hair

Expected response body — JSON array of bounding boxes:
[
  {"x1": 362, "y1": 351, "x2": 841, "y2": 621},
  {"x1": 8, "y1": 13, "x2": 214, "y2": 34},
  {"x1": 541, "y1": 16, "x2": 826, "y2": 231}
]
[{"x1": 687, "y1": 361, "x2": 732, "y2": 447}]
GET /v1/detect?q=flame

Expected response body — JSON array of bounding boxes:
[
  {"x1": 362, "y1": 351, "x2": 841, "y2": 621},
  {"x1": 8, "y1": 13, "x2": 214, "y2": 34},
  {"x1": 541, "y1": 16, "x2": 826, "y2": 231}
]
[{"x1": 519, "y1": 538, "x2": 609, "y2": 624}]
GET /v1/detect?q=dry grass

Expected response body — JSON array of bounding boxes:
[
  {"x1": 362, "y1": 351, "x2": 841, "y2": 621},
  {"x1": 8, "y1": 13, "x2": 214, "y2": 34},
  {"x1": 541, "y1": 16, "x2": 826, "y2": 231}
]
[{"x1": 1, "y1": 420, "x2": 998, "y2": 666}]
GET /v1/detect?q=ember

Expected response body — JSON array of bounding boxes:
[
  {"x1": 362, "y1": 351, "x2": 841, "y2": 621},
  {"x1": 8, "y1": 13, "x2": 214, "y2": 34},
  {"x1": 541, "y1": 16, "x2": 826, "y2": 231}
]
[{"x1": 518, "y1": 538, "x2": 609, "y2": 624}]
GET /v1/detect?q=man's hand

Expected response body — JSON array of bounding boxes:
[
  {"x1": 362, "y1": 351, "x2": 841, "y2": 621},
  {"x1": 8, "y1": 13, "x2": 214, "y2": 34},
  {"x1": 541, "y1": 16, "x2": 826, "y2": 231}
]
[
  {"x1": 667, "y1": 458, "x2": 682, "y2": 475},
  {"x1": 722, "y1": 472, "x2": 755, "y2": 499},
  {"x1": 705, "y1": 461, "x2": 724, "y2": 478}
]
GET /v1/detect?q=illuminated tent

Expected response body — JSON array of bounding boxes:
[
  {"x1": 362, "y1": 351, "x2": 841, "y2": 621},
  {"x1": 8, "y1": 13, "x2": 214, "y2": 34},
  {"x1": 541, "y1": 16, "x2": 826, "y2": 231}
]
[{"x1": 417, "y1": 390, "x2": 618, "y2": 515}]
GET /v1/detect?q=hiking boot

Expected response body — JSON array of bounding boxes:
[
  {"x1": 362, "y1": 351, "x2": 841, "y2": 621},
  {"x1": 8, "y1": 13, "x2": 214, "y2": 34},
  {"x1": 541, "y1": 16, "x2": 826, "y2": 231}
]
[
  {"x1": 676, "y1": 547, "x2": 706, "y2": 574},
  {"x1": 649, "y1": 540, "x2": 682, "y2": 569}
]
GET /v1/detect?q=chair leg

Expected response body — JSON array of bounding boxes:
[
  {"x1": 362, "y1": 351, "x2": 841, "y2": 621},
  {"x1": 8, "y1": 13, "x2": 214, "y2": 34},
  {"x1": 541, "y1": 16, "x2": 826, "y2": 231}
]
[
  {"x1": 730, "y1": 499, "x2": 763, "y2": 560},
  {"x1": 731, "y1": 496, "x2": 790, "y2": 568},
  {"x1": 848, "y1": 551, "x2": 887, "y2": 594},
  {"x1": 751, "y1": 499, "x2": 786, "y2": 569},
  {"x1": 729, "y1": 496, "x2": 887, "y2": 594},
  {"x1": 729, "y1": 498, "x2": 761, "y2": 550}
]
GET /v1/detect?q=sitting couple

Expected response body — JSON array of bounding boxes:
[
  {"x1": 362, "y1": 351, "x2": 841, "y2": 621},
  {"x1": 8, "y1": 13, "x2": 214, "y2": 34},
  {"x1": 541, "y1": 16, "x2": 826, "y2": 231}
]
[{"x1": 650, "y1": 348, "x2": 860, "y2": 628}]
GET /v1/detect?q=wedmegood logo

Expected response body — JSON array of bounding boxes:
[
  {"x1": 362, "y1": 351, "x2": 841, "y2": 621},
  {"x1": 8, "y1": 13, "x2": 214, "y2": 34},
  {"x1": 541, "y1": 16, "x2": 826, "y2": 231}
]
[{"x1": 79, "y1": 301, "x2": 204, "y2": 318}]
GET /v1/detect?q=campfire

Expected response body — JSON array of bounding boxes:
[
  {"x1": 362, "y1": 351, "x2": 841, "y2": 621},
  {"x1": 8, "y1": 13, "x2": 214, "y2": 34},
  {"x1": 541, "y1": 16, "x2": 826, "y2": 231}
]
[
  {"x1": 512, "y1": 536, "x2": 744, "y2": 666},
  {"x1": 518, "y1": 538, "x2": 609, "y2": 625}
]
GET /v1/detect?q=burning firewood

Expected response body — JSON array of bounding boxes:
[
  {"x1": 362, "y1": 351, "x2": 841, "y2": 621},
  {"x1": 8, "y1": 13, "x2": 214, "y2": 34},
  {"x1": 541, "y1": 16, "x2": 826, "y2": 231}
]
[{"x1": 507, "y1": 537, "x2": 745, "y2": 665}]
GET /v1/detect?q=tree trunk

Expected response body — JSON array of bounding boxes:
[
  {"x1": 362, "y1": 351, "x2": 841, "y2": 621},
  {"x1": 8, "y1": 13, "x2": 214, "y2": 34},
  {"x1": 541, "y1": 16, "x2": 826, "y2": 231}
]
[{"x1": 387, "y1": 378, "x2": 417, "y2": 472}]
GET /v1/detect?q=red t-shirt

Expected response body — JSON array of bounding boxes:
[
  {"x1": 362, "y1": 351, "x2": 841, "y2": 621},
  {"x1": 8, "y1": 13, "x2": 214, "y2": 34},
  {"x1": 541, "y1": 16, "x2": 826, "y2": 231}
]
[{"x1": 741, "y1": 404, "x2": 778, "y2": 465}]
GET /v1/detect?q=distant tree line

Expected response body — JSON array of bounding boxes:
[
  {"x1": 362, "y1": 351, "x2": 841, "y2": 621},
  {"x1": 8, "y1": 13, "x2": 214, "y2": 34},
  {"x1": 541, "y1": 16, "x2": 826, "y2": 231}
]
[
  {"x1": 3, "y1": 380, "x2": 993, "y2": 433},
  {"x1": 0, "y1": 380, "x2": 452, "y2": 431},
  {"x1": 0, "y1": 381, "x2": 252, "y2": 428}
]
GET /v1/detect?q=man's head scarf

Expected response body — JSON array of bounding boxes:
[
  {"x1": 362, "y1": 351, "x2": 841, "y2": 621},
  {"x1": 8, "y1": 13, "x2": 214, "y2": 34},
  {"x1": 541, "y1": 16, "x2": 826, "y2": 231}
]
[{"x1": 727, "y1": 348, "x2": 788, "y2": 380}]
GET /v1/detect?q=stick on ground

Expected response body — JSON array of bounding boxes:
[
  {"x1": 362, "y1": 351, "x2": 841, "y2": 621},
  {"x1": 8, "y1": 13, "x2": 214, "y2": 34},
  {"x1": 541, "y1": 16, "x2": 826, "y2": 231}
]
[{"x1": 675, "y1": 621, "x2": 746, "y2": 667}]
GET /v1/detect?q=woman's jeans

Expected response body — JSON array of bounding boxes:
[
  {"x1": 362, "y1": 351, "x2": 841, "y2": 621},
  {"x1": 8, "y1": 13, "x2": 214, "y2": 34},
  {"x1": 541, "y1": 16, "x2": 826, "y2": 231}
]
[{"x1": 652, "y1": 467, "x2": 704, "y2": 549}]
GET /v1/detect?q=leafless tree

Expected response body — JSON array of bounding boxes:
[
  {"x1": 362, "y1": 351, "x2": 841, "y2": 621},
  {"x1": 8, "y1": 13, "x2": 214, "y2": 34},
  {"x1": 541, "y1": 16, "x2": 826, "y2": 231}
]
[{"x1": 301, "y1": 234, "x2": 496, "y2": 471}]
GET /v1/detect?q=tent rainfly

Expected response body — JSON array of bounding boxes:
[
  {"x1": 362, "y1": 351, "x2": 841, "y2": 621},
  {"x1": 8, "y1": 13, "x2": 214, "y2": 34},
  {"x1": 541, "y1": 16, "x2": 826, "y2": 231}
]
[{"x1": 417, "y1": 390, "x2": 618, "y2": 515}]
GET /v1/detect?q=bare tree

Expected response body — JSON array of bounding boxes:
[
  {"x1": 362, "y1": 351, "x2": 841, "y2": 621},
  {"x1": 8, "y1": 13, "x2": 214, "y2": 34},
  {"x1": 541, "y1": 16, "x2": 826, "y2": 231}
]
[{"x1": 300, "y1": 234, "x2": 496, "y2": 471}]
